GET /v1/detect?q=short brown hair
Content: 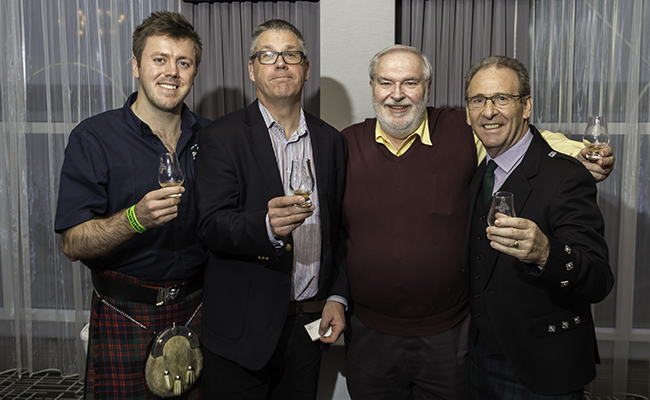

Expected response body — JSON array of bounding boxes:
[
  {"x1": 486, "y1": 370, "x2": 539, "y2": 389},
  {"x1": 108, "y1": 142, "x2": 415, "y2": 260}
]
[
  {"x1": 132, "y1": 11, "x2": 203, "y2": 68},
  {"x1": 464, "y1": 55, "x2": 530, "y2": 99}
]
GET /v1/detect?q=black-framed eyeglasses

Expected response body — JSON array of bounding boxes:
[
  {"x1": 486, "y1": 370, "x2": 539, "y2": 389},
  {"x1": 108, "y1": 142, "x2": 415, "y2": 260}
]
[
  {"x1": 251, "y1": 50, "x2": 306, "y2": 65},
  {"x1": 465, "y1": 94, "x2": 528, "y2": 110}
]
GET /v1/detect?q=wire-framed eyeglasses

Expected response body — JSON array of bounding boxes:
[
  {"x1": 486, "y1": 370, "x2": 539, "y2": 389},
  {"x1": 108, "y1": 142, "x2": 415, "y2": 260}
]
[
  {"x1": 465, "y1": 94, "x2": 528, "y2": 110},
  {"x1": 251, "y1": 50, "x2": 306, "y2": 65}
]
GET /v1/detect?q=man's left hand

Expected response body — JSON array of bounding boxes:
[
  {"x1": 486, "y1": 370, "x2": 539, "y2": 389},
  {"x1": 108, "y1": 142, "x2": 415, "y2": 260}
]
[
  {"x1": 576, "y1": 145, "x2": 615, "y2": 182},
  {"x1": 319, "y1": 301, "x2": 345, "y2": 344},
  {"x1": 487, "y1": 213, "x2": 550, "y2": 266}
]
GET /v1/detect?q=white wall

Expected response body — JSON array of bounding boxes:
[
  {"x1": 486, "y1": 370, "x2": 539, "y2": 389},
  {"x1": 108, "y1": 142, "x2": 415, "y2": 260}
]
[
  {"x1": 317, "y1": 3, "x2": 395, "y2": 399},
  {"x1": 320, "y1": 0, "x2": 395, "y2": 130}
]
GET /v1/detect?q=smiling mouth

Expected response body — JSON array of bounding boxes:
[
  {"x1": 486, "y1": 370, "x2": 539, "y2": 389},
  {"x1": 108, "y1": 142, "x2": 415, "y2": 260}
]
[
  {"x1": 159, "y1": 83, "x2": 178, "y2": 90},
  {"x1": 386, "y1": 104, "x2": 411, "y2": 114},
  {"x1": 483, "y1": 123, "x2": 501, "y2": 129}
]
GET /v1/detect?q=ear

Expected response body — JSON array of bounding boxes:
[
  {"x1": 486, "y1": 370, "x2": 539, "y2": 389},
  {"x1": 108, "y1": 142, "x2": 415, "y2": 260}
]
[
  {"x1": 248, "y1": 60, "x2": 255, "y2": 83},
  {"x1": 303, "y1": 60, "x2": 310, "y2": 82},
  {"x1": 132, "y1": 56, "x2": 139, "y2": 79},
  {"x1": 523, "y1": 95, "x2": 533, "y2": 120},
  {"x1": 466, "y1": 107, "x2": 472, "y2": 126}
]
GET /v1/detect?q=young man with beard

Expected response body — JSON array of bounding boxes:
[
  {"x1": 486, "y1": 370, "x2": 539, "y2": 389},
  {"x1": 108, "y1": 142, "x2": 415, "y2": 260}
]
[
  {"x1": 195, "y1": 19, "x2": 347, "y2": 399},
  {"x1": 340, "y1": 45, "x2": 615, "y2": 399},
  {"x1": 55, "y1": 11, "x2": 209, "y2": 400}
]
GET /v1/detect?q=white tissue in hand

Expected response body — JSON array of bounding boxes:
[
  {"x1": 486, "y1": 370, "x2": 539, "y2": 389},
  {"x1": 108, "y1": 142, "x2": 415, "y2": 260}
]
[{"x1": 304, "y1": 318, "x2": 333, "y2": 341}]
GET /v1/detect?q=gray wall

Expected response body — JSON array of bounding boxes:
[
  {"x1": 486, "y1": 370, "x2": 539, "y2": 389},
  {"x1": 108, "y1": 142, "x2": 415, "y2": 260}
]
[{"x1": 318, "y1": 2, "x2": 395, "y2": 399}]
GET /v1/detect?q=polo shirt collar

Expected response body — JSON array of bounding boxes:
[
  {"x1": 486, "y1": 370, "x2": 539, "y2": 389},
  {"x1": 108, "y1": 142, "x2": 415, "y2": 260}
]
[
  {"x1": 122, "y1": 92, "x2": 200, "y2": 153},
  {"x1": 374, "y1": 113, "x2": 431, "y2": 156}
]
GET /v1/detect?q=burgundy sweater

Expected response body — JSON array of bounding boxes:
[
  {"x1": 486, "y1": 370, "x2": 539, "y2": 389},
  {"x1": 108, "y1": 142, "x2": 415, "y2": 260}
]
[{"x1": 342, "y1": 107, "x2": 477, "y2": 336}]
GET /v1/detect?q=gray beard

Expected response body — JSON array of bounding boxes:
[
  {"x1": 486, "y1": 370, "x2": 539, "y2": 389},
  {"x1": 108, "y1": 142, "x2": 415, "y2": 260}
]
[{"x1": 373, "y1": 98, "x2": 428, "y2": 140}]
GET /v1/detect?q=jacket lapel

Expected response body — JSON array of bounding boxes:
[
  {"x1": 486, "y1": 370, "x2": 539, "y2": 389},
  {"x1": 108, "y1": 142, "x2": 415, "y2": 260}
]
[
  {"x1": 243, "y1": 101, "x2": 285, "y2": 197},
  {"x1": 463, "y1": 160, "x2": 486, "y2": 271},
  {"x1": 305, "y1": 113, "x2": 330, "y2": 202}
]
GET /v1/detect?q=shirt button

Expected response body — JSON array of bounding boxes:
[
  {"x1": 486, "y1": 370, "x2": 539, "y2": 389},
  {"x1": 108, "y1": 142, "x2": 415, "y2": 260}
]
[
  {"x1": 476, "y1": 255, "x2": 482, "y2": 260},
  {"x1": 475, "y1": 274, "x2": 481, "y2": 280},
  {"x1": 477, "y1": 236, "x2": 482, "y2": 241},
  {"x1": 285, "y1": 244, "x2": 293, "y2": 252},
  {"x1": 479, "y1": 215, "x2": 486, "y2": 221},
  {"x1": 474, "y1": 313, "x2": 481, "y2": 318},
  {"x1": 475, "y1": 293, "x2": 480, "y2": 299}
]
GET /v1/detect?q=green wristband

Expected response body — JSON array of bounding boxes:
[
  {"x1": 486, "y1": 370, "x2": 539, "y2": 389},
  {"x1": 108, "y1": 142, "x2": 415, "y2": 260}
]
[{"x1": 126, "y1": 205, "x2": 146, "y2": 234}]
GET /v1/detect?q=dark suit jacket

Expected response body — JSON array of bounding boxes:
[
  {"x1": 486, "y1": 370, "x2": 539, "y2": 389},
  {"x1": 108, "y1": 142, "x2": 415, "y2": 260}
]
[
  {"x1": 464, "y1": 125, "x2": 614, "y2": 394},
  {"x1": 195, "y1": 100, "x2": 348, "y2": 371}
]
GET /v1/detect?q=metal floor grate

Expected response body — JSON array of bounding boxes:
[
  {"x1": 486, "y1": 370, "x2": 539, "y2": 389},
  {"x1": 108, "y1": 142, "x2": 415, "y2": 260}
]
[{"x1": 0, "y1": 370, "x2": 83, "y2": 400}]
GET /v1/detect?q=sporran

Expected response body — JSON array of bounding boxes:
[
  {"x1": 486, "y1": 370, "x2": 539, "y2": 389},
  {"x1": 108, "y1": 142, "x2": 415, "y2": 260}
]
[{"x1": 145, "y1": 323, "x2": 202, "y2": 397}]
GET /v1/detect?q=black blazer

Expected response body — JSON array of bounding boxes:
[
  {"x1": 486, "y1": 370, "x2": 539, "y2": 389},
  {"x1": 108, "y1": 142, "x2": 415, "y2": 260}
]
[
  {"x1": 195, "y1": 101, "x2": 348, "y2": 370},
  {"x1": 464, "y1": 126, "x2": 614, "y2": 394}
]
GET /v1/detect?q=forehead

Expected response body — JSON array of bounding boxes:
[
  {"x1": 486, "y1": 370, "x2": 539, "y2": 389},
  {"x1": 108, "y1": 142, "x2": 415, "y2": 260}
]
[
  {"x1": 468, "y1": 66, "x2": 519, "y2": 95},
  {"x1": 375, "y1": 51, "x2": 424, "y2": 80},
  {"x1": 143, "y1": 35, "x2": 195, "y2": 58},
  {"x1": 256, "y1": 29, "x2": 301, "y2": 51}
]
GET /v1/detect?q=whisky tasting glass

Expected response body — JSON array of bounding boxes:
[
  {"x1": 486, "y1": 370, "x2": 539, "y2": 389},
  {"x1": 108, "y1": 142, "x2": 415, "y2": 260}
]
[{"x1": 289, "y1": 159, "x2": 314, "y2": 207}]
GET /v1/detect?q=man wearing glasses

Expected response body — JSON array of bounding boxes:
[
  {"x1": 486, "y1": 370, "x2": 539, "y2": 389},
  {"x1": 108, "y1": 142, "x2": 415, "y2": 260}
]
[
  {"x1": 465, "y1": 56, "x2": 613, "y2": 399},
  {"x1": 341, "y1": 45, "x2": 615, "y2": 399},
  {"x1": 195, "y1": 19, "x2": 348, "y2": 399}
]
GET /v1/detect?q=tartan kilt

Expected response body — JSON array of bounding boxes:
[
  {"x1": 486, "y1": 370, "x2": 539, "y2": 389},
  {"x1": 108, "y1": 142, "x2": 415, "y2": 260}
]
[{"x1": 85, "y1": 270, "x2": 203, "y2": 400}]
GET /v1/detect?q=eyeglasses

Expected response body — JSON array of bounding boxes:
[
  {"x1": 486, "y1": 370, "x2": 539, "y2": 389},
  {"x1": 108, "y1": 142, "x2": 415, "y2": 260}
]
[
  {"x1": 465, "y1": 94, "x2": 528, "y2": 110},
  {"x1": 251, "y1": 50, "x2": 306, "y2": 65}
]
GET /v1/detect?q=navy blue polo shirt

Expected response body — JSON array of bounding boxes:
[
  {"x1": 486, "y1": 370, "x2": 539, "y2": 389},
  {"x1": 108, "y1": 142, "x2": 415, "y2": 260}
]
[{"x1": 55, "y1": 92, "x2": 211, "y2": 282}]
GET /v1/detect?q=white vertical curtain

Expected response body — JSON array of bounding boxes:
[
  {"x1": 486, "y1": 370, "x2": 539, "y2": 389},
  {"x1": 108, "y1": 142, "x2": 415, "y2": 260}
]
[
  {"x1": 0, "y1": 0, "x2": 174, "y2": 378},
  {"x1": 532, "y1": 0, "x2": 650, "y2": 397}
]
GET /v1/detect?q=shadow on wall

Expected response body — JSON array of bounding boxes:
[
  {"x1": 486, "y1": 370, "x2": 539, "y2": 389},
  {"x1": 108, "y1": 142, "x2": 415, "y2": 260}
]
[
  {"x1": 194, "y1": 84, "x2": 326, "y2": 123},
  {"x1": 317, "y1": 345, "x2": 350, "y2": 400},
  {"x1": 320, "y1": 77, "x2": 354, "y2": 131}
]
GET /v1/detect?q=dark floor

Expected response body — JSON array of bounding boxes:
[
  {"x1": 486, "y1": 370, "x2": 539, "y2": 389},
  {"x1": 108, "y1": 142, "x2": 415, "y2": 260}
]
[
  {"x1": 0, "y1": 370, "x2": 83, "y2": 400},
  {"x1": 0, "y1": 364, "x2": 648, "y2": 400}
]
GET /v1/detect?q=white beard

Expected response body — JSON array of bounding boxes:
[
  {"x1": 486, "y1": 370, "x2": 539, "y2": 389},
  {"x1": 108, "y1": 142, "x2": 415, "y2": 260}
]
[{"x1": 373, "y1": 96, "x2": 428, "y2": 139}]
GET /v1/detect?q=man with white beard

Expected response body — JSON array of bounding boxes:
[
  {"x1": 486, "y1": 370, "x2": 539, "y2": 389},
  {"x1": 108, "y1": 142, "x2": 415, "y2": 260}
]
[{"x1": 339, "y1": 44, "x2": 615, "y2": 400}]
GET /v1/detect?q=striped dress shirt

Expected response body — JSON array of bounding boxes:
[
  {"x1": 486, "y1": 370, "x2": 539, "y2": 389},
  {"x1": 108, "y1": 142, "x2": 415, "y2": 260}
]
[{"x1": 259, "y1": 102, "x2": 322, "y2": 301}]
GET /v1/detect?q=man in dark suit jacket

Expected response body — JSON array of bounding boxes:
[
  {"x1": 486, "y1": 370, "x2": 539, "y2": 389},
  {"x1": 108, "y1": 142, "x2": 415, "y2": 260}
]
[
  {"x1": 195, "y1": 19, "x2": 348, "y2": 399},
  {"x1": 464, "y1": 55, "x2": 614, "y2": 399}
]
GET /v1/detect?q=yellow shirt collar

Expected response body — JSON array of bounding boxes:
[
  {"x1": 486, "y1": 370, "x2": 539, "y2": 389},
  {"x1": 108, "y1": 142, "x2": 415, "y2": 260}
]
[{"x1": 375, "y1": 114, "x2": 431, "y2": 156}]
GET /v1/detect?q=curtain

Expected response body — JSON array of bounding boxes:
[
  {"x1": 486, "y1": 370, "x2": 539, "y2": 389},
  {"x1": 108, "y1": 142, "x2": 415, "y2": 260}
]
[
  {"x1": 532, "y1": 0, "x2": 650, "y2": 397},
  {"x1": 398, "y1": 0, "x2": 529, "y2": 109},
  {"x1": 179, "y1": 1, "x2": 320, "y2": 120},
  {"x1": 0, "y1": 0, "x2": 174, "y2": 378}
]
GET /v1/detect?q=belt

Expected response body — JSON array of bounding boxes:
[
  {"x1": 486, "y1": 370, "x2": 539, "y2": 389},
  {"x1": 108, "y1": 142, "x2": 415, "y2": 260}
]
[
  {"x1": 287, "y1": 299, "x2": 326, "y2": 316},
  {"x1": 91, "y1": 271, "x2": 203, "y2": 306}
]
